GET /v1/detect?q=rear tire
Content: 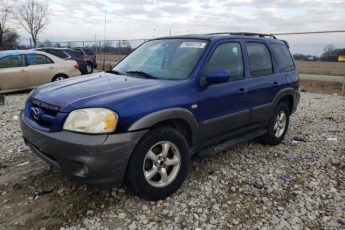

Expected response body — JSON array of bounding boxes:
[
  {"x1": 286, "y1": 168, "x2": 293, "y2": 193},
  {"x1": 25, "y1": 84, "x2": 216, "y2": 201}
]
[
  {"x1": 125, "y1": 127, "x2": 190, "y2": 201},
  {"x1": 260, "y1": 103, "x2": 290, "y2": 146},
  {"x1": 52, "y1": 74, "x2": 68, "y2": 82}
]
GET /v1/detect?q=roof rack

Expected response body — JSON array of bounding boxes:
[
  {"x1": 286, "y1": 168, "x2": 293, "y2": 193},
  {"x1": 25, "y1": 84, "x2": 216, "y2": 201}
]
[{"x1": 207, "y1": 32, "x2": 277, "y2": 39}]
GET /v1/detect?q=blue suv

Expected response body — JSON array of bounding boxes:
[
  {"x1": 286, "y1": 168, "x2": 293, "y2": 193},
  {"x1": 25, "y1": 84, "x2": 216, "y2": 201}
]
[{"x1": 20, "y1": 33, "x2": 299, "y2": 200}]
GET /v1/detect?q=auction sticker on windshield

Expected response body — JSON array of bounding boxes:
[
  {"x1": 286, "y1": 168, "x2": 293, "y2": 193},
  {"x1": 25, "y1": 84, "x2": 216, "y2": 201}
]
[{"x1": 180, "y1": 42, "x2": 207, "y2": 48}]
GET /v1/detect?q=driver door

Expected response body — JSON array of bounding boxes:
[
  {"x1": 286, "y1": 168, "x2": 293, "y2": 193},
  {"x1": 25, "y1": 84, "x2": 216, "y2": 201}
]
[{"x1": 198, "y1": 41, "x2": 252, "y2": 142}]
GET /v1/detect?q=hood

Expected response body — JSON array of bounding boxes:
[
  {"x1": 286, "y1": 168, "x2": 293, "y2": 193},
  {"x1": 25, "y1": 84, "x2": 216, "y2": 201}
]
[{"x1": 30, "y1": 72, "x2": 172, "y2": 112}]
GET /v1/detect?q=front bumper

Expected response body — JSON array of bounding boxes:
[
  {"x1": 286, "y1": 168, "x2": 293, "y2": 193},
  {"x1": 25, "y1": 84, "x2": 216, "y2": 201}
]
[{"x1": 20, "y1": 116, "x2": 147, "y2": 185}]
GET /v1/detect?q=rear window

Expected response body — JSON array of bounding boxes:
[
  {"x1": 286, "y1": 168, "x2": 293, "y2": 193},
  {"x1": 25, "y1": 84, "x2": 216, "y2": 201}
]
[
  {"x1": 83, "y1": 49, "x2": 94, "y2": 55},
  {"x1": 246, "y1": 42, "x2": 273, "y2": 77},
  {"x1": 73, "y1": 49, "x2": 83, "y2": 55},
  {"x1": 271, "y1": 44, "x2": 295, "y2": 72}
]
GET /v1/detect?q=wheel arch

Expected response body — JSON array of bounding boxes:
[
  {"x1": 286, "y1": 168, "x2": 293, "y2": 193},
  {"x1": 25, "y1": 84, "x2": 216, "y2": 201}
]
[
  {"x1": 128, "y1": 108, "x2": 198, "y2": 147},
  {"x1": 52, "y1": 73, "x2": 69, "y2": 82},
  {"x1": 272, "y1": 88, "x2": 296, "y2": 114}
]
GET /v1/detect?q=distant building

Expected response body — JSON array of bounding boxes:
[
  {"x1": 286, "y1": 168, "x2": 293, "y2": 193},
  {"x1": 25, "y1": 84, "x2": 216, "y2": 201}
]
[{"x1": 338, "y1": 55, "x2": 345, "y2": 62}]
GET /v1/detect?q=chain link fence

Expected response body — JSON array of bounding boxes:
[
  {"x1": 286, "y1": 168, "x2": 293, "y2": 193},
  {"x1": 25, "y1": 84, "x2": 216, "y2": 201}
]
[
  {"x1": 51, "y1": 39, "x2": 147, "y2": 70},
  {"x1": 51, "y1": 31, "x2": 345, "y2": 95}
]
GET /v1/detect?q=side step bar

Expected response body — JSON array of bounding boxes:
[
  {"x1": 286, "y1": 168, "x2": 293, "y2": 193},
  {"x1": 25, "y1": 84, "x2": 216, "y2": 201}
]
[{"x1": 197, "y1": 129, "x2": 267, "y2": 158}]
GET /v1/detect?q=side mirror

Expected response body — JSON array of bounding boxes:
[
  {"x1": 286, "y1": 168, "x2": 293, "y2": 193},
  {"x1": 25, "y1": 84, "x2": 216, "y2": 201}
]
[{"x1": 206, "y1": 70, "x2": 230, "y2": 84}]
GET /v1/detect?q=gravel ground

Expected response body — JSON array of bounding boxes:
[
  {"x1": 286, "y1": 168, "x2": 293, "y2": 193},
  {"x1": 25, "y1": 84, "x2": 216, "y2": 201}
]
[{"x1": 0, "y1": 92, "x2": 344, "y2": 229}]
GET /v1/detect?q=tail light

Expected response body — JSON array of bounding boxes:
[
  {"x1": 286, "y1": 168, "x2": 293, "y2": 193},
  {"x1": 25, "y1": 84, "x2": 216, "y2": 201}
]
[
  {"x1": 83, "y1": 58, "x2": 87, "y2": 64},
  {"x1": 74, "y1": 64, "x2": 79, "y2": 70}
]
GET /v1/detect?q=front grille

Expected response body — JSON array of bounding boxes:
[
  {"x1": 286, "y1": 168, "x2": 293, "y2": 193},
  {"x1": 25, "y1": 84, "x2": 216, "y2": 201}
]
[{"x1": 25, "y1": 98, "x2": 61, "y2": 132}]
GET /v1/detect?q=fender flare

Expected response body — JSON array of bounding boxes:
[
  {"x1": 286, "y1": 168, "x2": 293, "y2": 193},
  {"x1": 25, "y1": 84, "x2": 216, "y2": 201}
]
[
  {"x1": 128, "y1": 108, "x2": 199, "y2": 145},
  {"x1": 272, "y1": 87, "x2": 296, "y2": 109}
]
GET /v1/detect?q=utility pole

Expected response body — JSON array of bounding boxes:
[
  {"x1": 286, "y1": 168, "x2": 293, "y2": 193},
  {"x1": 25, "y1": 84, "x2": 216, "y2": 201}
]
[
  {"x1": 169, "y1": 28, "x2": 171, "y2": 36},
  {"x1": 103, "y1": 9, "x2": 107, "y2": 70}
]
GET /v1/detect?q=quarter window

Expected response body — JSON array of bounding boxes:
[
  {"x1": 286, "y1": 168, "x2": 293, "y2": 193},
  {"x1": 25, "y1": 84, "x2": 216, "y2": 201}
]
[
  {"x1": 205, "y1": 42, "x2": 244, "y2": 81},
  {"x1": 246, "y1": 43, "x2": 273, "y2": 77},
  {"x1": 271, "y1": 44, "x2": 295, "y2": 72},
  {"x1": 26, "y1": 54, "x2": 54, "y2": 65},
  {"x1": 0, "y1": 55, "x2": 24, "y2": 68}
]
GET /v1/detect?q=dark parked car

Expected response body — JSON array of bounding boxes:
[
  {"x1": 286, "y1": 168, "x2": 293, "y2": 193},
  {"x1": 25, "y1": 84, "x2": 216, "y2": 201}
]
[
  {"x1": 36, "y1": 48, "x2": 88, "y2": 75},
  {"x1": 21, "y1": 33, "x2": 299, "y2": 200},
  {"x1": 72, "y1": 47, "x2": 97, "y2": 74}
]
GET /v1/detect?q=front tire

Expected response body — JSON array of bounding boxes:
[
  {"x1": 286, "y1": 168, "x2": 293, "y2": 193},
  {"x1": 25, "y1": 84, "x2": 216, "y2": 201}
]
[
  {"x1": 260, "y1": 103, "x2": 290, "y2": 146},
  {"x1": 125, "y1": 127, "x2": 190, "y2": 200}
]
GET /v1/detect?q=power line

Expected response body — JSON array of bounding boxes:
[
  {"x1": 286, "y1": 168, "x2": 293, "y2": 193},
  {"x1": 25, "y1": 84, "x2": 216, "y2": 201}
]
[{"x1": 273, "y1": 30, "x2": 345, "y2": 35}]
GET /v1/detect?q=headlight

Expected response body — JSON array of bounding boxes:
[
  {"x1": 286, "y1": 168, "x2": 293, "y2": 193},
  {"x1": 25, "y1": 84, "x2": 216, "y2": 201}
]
[{"x1": 63, "y1": 108, "x2": 118, "y2": 134}]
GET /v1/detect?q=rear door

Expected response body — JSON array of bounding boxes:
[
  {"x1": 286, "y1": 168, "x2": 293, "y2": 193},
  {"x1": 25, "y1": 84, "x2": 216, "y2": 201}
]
[
  {"x1": 270, "y1": 43, "x2": 297, "y2": 87},
  {"x1": 244, "y1": 41, "x2": 288, "y2": 126},
  {"x1": 25, "y1": 54, "x2": 56, "y2": 87},
  {"x1": 198, "y1": 41, "x2": 252, "y2": 142},
  {"x1": 0, "y1": 54, "x2": 28, "y2": 91}
]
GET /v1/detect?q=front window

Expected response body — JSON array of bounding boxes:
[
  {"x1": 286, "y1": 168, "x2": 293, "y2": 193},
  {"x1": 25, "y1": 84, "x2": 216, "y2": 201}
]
[
  {"x1": 0, "y1": 55, "x2": 24, "y2": 68},
  {"x1": 204, "y1": 42, "x2": 244, "y2": 81},
  {"x1": 113, "y1": 39, "x2": 208, "y2": 80}
]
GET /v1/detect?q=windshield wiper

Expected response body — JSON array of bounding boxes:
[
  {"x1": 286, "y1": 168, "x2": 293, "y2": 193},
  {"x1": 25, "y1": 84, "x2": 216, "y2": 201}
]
[
  {"x1": 106, "y1": 70, "x2": 124, "y2": 75},
  {"x1": 126, "y1": 70, "x2": 157, "y2": 79}
]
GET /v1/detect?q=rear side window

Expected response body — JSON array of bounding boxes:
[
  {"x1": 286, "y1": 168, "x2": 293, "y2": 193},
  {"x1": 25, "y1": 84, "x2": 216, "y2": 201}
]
[
  {"x1": 26, "y1": 54, "x2": 54, "y2": 65},
  {"x1": 48, "y1": 50, "x2": 69, "y2": 59},
  {"x1": 205, "y1": 42, "x2": 244, "y2": 81},
  {"x1": 246, "y1": 43, "x2": 273, "y2": 77},
  {"x1": 271, "y1": 44, "x2": 295, "y2": 72},
  {"x1": 73, "y1": 49, "x2": 84, "y2": 55},
  {"x1": 0, "y1": 55, "x2": 24, "y2": 68},
  {"x1": 84, "y1": 49, "x2": 94, "y2": 55},
  {"x1": 65, "y1": 50, "x2": 82, "y2": 58}
]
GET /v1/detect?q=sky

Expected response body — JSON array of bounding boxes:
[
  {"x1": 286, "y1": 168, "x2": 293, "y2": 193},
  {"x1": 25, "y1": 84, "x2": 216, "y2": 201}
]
[{"x1": 7, "y1": 0, "x2": 345, "y2": 55}]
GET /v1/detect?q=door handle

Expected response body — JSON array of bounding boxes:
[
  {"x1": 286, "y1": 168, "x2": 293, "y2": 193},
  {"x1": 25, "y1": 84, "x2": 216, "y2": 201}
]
[
  {"x1": 48, "y1": 66, "x2": 54, "y2": 69},
  {"x1": 21, "y1": 69, "x2": 28, "y2": 72},
  {"x1": 238, "y1": 88, "x2": 248, "y2": 94},
  {"x1": 272, "y1": 82, "x2": 280, "y2": 87}
]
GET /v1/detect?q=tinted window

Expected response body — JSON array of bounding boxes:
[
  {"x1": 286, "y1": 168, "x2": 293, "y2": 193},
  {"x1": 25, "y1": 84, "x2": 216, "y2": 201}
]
[
  {"x1": 246, "y1": 43, "x2": 273, "y2": 77},
  {"x1": 84, "y1": 49, "x2": 94, "y2": 55},
  {"x1": 205, "y1": 42, "x2": 244, "y2": 81},
  {"x1": 27, "y1": 54, "x2": 54, "y2": 65},
  {"x1": 271, "y1": 44, "x2": 295, "y2": 72},
  {"x1": 0, "y1": 55, "x2": 24, "y2": 68},
  {"x1": 48, "y1": 50, "x2": 68, "y2": 59},
  {"x1": 73, "y1": 49, "x2": 83, "y2": 55},
  {"x1": 64, "y1": 50, "x2": 82, "y2": 58}
]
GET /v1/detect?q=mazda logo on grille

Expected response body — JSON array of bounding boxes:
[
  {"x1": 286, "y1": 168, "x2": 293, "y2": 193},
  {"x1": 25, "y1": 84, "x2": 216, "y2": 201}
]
[{"x1": 30, "y1": 107, "x2": 40, "y2": 120}]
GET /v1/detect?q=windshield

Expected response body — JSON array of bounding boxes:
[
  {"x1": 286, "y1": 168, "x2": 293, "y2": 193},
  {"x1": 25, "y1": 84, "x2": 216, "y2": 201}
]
[{"x1": 113, "y1": 39, "x2": 208, "y2": 80}]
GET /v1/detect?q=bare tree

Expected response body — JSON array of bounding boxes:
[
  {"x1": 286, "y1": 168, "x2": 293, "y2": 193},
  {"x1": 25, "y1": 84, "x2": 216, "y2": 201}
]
[
  {"x1": 3, "y1": 29, "x2": 19, "y2": 49},
  {"x1": 15, "y1": 0, "x2": 49, "y2": 48},
  {"x1": 0, "y1": 0, "x2": 11, "y2": 48}
]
